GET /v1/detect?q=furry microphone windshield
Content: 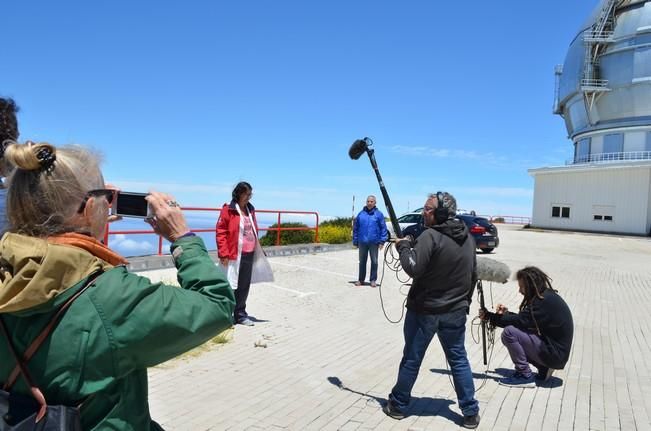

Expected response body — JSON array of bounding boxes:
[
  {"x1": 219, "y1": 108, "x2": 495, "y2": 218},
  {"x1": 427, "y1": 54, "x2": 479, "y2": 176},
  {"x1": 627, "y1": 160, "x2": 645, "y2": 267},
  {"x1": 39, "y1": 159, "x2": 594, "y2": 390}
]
[{"x1": 476, "y1": 257, "x2": 510, "y2": 283}]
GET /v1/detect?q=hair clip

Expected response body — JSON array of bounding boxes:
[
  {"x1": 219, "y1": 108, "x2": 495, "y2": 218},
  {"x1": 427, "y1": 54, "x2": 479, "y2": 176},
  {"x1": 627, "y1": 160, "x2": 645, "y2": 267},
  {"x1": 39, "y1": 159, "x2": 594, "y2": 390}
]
[{"x1": 36, "y1": 146, "x2": 56, "y2": 174}]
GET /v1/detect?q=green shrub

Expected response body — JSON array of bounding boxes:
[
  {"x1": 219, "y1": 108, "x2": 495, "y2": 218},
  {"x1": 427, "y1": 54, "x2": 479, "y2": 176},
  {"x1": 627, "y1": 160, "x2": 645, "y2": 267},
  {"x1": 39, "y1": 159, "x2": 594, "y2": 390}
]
[
  {"x1": 320, "y1": 217, "x2": 353, "y2": 228},
  {"x1": 318, "y1": 225, "x2": 352, "y2": 244},
  {"x1": 492, "y1": 217, "x2": 505, "y2": 223},
  {"x1": 259, "y1": 222, "x2": 314, "y2": 246}
]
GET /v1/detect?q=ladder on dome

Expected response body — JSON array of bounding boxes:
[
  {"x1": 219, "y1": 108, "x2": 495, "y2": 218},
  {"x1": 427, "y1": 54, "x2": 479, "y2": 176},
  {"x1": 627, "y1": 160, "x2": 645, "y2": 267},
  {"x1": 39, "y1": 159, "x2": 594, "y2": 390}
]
[{"x1": 581, "y1": 0, "x2": 620, "y2": 117}]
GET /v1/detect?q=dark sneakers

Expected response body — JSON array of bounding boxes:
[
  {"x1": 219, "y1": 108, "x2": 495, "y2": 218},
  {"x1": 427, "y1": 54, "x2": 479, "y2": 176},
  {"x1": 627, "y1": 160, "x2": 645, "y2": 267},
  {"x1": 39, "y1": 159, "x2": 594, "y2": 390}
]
[
  {"x1": 463, "y1": 413, "x2": 480, "y2": 429},
  {"x1": 499, "y1": 371, "x2": 536, "y2": 388},
  {"x1": 382, "y1": 400, "x2": 405, "y2": 420}
]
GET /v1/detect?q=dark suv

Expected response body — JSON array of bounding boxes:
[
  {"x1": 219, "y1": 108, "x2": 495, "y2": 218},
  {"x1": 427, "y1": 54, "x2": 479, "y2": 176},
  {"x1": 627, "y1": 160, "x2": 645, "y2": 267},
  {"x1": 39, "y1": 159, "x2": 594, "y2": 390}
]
[{"x1": 400, "y1": 213, "x2": 499, "y2": 253}]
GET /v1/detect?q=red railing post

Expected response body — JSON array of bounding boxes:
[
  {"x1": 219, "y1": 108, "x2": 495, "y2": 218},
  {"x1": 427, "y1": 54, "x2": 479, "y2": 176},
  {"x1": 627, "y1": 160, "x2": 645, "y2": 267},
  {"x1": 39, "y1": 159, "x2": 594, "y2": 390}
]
[
  {"x1": 158, "y1": 236, "x2": 163, "y2": 256},
  {"x1": 315, "y1": 213, "x2": 319, "y2": 243},
  {"x1": 276, "y1": 212, "x2": 281, "y2": 245}
]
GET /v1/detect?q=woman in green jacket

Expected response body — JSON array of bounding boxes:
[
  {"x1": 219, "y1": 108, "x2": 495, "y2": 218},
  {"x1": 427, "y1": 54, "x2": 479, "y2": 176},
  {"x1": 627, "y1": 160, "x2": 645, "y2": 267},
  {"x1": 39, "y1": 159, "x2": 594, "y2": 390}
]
[{"x1": 0, "y1": 141, "x2": 235, "y2": 430}]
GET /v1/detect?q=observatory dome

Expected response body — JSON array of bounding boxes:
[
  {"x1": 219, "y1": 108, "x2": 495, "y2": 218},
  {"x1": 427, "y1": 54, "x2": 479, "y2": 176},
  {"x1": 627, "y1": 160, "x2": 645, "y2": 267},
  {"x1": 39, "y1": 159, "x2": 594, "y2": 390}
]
[{"x1": 555, "y1": 0, "x2": 651, "y2": 164}]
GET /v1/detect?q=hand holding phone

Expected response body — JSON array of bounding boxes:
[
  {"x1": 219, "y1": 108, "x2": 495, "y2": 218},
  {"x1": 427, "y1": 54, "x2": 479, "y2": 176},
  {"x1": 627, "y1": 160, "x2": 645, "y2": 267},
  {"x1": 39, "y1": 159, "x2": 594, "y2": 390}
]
[{"x1": 144, "y1": 191, "x2": 190, "y2": 242}]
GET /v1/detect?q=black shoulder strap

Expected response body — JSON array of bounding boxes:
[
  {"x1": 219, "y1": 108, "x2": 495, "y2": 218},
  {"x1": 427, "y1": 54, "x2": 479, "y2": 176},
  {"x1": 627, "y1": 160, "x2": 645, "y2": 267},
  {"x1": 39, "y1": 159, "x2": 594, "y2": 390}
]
[{"x1": 1, "y1": 269, "x2": 104, "y2": 392}]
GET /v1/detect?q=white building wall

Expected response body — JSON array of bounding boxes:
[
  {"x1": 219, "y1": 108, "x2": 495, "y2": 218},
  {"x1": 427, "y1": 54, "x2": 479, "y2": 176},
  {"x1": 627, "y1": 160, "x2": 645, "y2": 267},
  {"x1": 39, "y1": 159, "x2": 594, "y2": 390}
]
[
  {"x1": 648, "y1": 174, "x2": 651, "y2": 234},
  {"x1": 531, "y1": 165, "x2": 651, "y2": 235}
]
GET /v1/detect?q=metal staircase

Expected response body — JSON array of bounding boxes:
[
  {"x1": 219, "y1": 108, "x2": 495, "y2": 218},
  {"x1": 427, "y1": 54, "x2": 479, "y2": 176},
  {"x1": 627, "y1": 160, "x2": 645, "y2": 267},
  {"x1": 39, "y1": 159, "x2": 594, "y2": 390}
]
[{"x1": 581, "y1": 0, "x2": 619, "y2": 113}]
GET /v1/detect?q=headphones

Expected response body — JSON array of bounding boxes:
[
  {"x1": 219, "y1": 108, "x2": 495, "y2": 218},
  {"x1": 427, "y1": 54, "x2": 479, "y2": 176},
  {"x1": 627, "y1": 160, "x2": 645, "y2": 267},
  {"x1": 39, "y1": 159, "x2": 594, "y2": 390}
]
[{"x1": 434, "y1": 191, "x2": 449, "y2": 224}]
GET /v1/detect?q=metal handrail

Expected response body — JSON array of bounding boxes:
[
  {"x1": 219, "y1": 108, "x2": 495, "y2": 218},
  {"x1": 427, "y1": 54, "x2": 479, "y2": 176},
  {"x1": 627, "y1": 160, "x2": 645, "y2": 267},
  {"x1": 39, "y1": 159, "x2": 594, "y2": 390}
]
[
  {"x1": 567, "y1": 150, "x2": 651, "y2": 165},
  {"x1": 477, "y1": 215, "x2": 532, "y2": 225},
  {"x1": 583, "y1": 30, "x2": 614, "y2": 42},
  {"x1": 580, "y1": 78, "x2": 609, "y2": 88},
  {"x1": 103, "y1": 207, "x2": 320, "y2": 256}
]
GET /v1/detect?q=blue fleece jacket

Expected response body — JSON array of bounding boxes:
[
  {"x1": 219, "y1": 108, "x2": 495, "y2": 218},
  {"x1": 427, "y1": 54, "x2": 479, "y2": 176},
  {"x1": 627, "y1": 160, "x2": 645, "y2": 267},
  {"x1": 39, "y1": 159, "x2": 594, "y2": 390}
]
[{"x1": 353, "y1": 206, "x2": 388, "y2": 245}]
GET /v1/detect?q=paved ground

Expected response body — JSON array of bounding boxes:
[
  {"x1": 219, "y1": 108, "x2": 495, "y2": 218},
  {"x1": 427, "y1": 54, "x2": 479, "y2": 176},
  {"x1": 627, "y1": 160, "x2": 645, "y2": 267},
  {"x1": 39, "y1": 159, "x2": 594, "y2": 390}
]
[{"x1": 140, "y1": 225, "x2": 651, "y2": 430}]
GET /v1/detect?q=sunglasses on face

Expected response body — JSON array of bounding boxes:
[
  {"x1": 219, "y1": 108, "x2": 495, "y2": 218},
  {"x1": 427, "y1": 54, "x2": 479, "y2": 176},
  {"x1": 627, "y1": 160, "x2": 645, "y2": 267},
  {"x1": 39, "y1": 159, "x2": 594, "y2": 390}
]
[{"x1": 77, "y1": 189, "x2": 115, "y2": 214}]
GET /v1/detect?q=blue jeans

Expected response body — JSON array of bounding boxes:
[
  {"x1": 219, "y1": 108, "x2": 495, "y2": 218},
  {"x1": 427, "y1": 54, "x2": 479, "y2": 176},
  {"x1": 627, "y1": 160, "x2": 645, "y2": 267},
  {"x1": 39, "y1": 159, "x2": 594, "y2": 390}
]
[
  {"x1": 358, "y1": 242, "x2": 379, "y2": 282},
  {"x1": 389, "y1": 309, "x2": 479, "y2": 417}
]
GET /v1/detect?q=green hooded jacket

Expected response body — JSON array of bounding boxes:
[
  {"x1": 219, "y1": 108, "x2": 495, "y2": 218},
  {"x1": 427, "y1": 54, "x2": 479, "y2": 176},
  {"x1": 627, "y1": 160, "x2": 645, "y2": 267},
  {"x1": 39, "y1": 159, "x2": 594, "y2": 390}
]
[{"x1": 0, "y1": 233, "x2": 235, "y2": 430}]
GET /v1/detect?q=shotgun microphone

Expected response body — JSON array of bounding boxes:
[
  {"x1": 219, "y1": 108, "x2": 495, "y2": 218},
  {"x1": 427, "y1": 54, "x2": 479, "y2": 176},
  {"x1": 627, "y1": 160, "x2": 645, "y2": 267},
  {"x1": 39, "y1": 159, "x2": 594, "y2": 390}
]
[
  {"x1": 476, "y1": 257, "x2": 511, "y2": 283},
  {"x1": 347, "y1": 137, "x2": 402, "y2": 237},
  {"x1": 474, "y1": 257, "x2": 510, "y2": 365},
  {"x1": 348, "y1": 138, "x2": 369, "y2": 160}
]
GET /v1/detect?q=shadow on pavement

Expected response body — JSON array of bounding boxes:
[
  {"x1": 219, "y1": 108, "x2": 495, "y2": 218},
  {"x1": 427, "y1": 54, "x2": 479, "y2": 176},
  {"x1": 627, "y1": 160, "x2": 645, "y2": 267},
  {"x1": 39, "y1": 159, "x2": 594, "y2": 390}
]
[
  {"x1": 326, "y1": 376, "x2": 461, "y2": 426},
  {"x1": 429, "y1": 367, "x2": 491, "y2": 380},
  {"x1": 247, "y1": 315, "x2": 270, "y2": 323}
]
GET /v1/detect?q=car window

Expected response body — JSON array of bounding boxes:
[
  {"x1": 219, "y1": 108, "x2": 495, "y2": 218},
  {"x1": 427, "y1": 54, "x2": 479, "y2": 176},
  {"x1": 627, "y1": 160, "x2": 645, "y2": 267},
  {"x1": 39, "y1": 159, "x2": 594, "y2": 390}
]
[{"x1": 398, "y1": 214, "x2": 422, "y2": 223}]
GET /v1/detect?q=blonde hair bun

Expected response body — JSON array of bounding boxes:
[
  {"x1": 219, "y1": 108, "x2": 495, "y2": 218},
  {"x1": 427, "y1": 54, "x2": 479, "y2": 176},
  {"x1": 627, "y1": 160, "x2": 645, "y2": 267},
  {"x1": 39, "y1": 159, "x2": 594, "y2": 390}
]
[{"x1": 4, "y1": 141, "x2": 57, "y2": 172}]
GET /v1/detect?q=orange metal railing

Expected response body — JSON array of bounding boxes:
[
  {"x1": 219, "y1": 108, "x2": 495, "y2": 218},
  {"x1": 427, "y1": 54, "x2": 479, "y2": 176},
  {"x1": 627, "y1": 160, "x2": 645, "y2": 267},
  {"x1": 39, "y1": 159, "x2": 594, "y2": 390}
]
[{"x1": 103, "y1": 207, "x2": 320, "y2": 256}]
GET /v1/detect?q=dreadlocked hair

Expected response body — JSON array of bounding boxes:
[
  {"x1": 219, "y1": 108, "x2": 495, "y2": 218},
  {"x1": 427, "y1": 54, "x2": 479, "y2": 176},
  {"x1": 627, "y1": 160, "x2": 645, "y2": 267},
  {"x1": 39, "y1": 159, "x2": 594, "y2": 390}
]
[
  {"x1": 0, "y1": 97, "x2": 19, "y2": 148},
  {"x1": 516, "y1": 266, "x2": 557, "y2": 312}
]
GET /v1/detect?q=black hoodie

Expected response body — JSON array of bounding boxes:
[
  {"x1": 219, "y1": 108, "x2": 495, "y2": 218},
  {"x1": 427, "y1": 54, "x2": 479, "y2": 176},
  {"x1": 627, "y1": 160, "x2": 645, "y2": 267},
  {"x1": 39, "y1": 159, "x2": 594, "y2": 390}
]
[{"x1": 397, "y1": 218, "x2": 477, "y2": 315}]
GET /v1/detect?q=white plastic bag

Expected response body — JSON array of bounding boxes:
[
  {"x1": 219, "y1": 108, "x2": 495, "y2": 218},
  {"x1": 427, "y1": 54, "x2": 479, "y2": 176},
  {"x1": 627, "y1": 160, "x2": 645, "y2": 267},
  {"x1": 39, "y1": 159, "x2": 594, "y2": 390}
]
[{"x1": 251, "y1": 241, "x2": 274, "y2": 283}]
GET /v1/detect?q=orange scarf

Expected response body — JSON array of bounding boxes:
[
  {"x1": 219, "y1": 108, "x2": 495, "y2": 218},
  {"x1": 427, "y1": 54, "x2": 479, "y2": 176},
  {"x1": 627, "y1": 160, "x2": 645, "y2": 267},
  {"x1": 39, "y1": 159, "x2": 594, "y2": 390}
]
[{"x1": 48, "y1": 232, "x2": 129, "y2": 266}]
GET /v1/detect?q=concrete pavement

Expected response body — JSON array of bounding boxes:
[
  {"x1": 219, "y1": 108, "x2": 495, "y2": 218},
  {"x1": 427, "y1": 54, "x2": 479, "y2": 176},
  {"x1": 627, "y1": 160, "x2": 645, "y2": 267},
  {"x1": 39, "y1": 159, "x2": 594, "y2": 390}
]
[{"x1": 140, "y1": 225, "x2": 651, "y2": 430}]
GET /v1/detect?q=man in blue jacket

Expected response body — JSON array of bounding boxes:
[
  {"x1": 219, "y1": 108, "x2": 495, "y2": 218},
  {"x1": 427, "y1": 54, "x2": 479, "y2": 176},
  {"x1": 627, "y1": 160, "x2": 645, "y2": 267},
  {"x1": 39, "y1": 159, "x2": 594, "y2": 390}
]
[{"x1": 353, "y1": 195, "x2": 388, "y2": 287}]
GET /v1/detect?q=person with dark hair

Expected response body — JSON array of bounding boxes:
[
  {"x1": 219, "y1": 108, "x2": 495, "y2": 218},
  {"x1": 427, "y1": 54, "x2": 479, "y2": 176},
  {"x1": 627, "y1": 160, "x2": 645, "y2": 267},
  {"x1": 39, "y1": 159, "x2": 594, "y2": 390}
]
[
  {"x1": 0, "y1": 97, "x2": 20, "y2": 233},
  {"x1": 0, "y1": 141, "x2": 234, "y2": 430},
  {"x1": 216, "y1": 181, "x2": 271, "y2": 326},
  {"x1": 480, "y1": 266, "x2": 574, "y2": 388},
  {"x1": 384, "y1": 192, "x2": 480, "y2": 429},
  {"x1": 352, "y1": 195, "x2": 388, "y2": 287}
]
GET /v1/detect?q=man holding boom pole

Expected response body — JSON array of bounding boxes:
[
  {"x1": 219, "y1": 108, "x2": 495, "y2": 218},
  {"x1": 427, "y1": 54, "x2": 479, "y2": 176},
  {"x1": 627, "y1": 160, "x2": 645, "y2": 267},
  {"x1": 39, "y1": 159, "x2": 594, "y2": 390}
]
[{"x1": 384, "y1": 191, "x2": 480, "y2": 429}]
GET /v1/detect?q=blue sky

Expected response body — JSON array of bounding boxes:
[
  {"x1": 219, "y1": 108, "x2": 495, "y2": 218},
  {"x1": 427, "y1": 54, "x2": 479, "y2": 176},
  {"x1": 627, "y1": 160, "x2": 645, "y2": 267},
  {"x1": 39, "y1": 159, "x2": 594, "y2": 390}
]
[{"x1": 4, "y1": 0, "x2": 597, "y2": 249}]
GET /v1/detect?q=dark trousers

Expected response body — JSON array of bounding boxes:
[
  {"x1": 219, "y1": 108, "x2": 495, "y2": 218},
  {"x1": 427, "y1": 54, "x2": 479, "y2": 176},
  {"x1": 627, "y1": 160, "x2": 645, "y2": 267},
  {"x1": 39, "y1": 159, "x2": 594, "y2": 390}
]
[
  {"x1": 234, "y1": 251, "x2": 254, "y2": 322},
  {"x1": 501, "y1": 325, "x2": 546, "y2": 376},
  {"x1": 389, "y1": 309, "x2": 479, "y2": 417}
]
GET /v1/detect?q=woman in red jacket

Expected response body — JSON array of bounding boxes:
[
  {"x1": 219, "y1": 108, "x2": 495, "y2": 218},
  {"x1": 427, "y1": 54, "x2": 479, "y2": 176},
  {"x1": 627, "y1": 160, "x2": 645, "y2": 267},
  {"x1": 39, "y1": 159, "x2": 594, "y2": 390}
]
[{"x1": 216, "y1": 181, "x2": 260, "y2": 326}]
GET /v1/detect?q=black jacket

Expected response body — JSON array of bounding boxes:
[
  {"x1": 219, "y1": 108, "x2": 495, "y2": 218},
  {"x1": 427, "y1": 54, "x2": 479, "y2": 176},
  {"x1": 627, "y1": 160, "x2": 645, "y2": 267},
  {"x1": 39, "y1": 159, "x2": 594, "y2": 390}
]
[
  {"x1": 397, "y1": 219, "x2": 477, "y2": 315},
  {"x1": 487, "y1": 289, "x2": 574, "y2": 369}
]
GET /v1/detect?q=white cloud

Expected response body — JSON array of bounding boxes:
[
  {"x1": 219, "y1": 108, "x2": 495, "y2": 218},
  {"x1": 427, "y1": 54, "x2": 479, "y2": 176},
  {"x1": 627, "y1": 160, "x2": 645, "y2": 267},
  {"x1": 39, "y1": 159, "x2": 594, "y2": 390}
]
[
  {"x1": 388, "y1": 145, "x2": 523, "y2": 167},
  {"x1": 390, "y1": 145, "x2": 491, "y2": 160},
  {"x1": 110, "y1": 234, "x2": 155, "y2": 255},
  {"x1": 454, "y1": 186, "x2": 533, "y2": 198},
  {"x1": 110, "y1": 180, "x2": 233, "y2": 195}
]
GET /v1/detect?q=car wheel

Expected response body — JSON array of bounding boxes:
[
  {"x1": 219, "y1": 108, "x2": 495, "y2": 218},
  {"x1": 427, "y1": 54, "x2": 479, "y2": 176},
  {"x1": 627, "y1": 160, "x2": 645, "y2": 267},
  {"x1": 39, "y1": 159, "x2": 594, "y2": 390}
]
[{"x1": 480, "y1": 248, "x2": 494, "y2": 254}]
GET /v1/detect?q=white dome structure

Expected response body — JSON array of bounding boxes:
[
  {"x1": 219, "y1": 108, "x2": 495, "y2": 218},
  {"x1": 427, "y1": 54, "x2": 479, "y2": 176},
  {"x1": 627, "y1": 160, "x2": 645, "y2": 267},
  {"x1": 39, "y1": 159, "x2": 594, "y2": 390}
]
[{"x1": 530, "y1": 0, "x2": 651, "y2": 235}]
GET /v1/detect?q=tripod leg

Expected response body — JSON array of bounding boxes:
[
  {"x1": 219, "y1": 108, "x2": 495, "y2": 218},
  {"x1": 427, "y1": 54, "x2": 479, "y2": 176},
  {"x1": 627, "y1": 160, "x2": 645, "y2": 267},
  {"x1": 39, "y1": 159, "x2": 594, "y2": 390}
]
[{"x1": 481, "y1": 319, "x2": 487, "y2": 365}]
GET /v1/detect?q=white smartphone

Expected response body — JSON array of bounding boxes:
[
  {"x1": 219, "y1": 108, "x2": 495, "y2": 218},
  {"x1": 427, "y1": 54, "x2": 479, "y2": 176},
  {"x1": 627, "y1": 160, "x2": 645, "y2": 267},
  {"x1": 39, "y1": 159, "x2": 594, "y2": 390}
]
[{"x1": 112, "y1": 192, "x2": 151, "y2": 218}]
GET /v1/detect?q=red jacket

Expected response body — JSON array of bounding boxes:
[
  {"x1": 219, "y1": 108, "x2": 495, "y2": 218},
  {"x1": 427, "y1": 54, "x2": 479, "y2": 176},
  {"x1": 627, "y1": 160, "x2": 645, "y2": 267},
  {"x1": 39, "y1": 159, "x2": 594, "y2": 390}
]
[{"x1": 216, "y1": 200, "x2": 259, "y2": 260}]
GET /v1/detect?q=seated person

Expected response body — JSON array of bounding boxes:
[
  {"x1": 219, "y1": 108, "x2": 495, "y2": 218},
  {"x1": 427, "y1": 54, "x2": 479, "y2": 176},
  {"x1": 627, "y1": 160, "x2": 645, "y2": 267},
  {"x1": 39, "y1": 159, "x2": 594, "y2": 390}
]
[{"x1": 479, "y1": 266, "x2": 573, "y2": 387}]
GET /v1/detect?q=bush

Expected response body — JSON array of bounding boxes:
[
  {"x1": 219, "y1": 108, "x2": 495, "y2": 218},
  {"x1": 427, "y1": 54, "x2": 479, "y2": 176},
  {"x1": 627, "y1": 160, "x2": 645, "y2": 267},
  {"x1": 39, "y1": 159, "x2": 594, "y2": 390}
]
[
  {"x1": 259, "y1": 222, "x2": 314, "y2": 246},
  {"x1": 318, "y1": 225, "x2": 352, "y2": 244},
  {"x1": 492, "y1": 217, "x2": 505, "y2": 223},
  {"x1": 320, "y1": 217, "x2": 353, "y2": 228}
]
